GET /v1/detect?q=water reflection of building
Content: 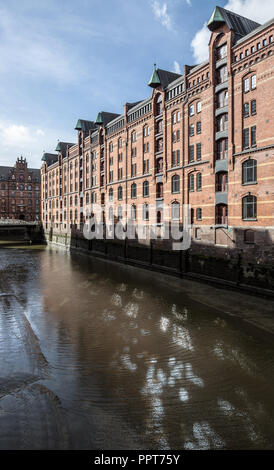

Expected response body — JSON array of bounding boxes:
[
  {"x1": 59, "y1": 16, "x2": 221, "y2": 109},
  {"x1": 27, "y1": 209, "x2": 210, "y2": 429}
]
[
  {"x1": 0, "y1": 157, "x2": 41, "y2": 221},
  {"x1": 41, "y1": 6, "x2": 274, "y2": 250}
]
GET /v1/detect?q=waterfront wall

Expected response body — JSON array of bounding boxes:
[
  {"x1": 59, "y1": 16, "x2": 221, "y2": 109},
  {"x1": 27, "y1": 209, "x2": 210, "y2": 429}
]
[{"x1": 44, "y1": 229, "x2": 274, "y2": 297}]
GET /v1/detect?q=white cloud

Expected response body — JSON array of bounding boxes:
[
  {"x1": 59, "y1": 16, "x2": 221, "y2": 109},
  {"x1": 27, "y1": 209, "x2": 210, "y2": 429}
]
[
  {"x1": 186, "y1": 0, "x2": 192, "y2": 5},
  {"x1": 191, "y1": 0, "x2": 274, "y2": 63},
  {"x1": 173, "y1": 60, "x2": 181, "y2": 74},
  {"x1": 0, "y1": 121, "x2": 74, "y2": 168},
  {"x1": 224, "y1": 0, "x2": 274, "y2": 24},
  {"x1": 36, "y1": 129, "x2": 45, "y2": 136},
  {"x1": 191, "y1": 23, "x2": 210, "y2": 63},
  {"x1": 151, "y1": 1, "x2": 172, "y2": 30}
]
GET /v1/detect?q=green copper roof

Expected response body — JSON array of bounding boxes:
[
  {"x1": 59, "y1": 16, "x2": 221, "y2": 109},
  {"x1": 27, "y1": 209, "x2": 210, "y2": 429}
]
[
  {"x1": 41, "y1": 153, "x2": 47, "y2": 161},
  {"x1": 55, "y1": 142, "x2": 61, "y2": 151},
  {"x1": 95, "y1": 112, "x2": 103, "y2": 125},
  {"x1": 207, "y1": 6, "x2": 225, "y2": 31},
  {"x1": 75, "y1": 119, "x2": 83, "y2": 130},
  {"x1": 148, "y1": 65, "x2": 161, "y2": 88}
]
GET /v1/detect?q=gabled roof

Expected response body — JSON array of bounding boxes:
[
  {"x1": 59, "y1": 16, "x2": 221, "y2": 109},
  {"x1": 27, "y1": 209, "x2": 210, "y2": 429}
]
[
  {"x1": 0, "y1": 166, "x2": 12, "y2": 180},
  {"x1": 0, "y1": 165, "x2": 41, "y2": 180},
  {"x1": 42, "y1": 153, "x2": 58, "y2": 166},
  {"x1": 74, "y1": 119, "x2": 96, "y2": 132},
  {"x1": 126, "y1": 101, "x2": 143, "y2": 110},
  {"x1": 207, "y1": 6, "x2": 260, "y2": 38},
  {"x1": 148, "y1": 65, "x2": 182, "y2": 89},
  {"x1": 55, "y1": 142, "x2": 75, "y2": 156},
  {"x1": 95, "y1": 111, "x2": 120, "y2": 126}
]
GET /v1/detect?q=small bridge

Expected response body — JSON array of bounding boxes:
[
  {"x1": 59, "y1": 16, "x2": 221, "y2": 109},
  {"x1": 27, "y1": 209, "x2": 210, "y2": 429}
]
[{"x1": 0, "y1": 220, "x2": 44, "y2": 245}]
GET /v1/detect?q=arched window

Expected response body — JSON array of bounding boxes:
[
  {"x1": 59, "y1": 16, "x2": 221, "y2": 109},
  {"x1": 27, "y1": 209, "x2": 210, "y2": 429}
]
[
  {"x1": 143, "y1": 203, "x2": 149, "y2": 221},
  {"x1": 131, "y1": 204, "x2": 136, "y2": 220},
  {"x1": 131, "y1": 183, "x2": 137, "y2": 199},
  {"x1": 156, "y1": 182, "x2": 163, "y2": 198},
  {"x1": 242, "y1": 195, "x2": 257, "y2": 220},
  {"x1": 118, "y1": 186, "x2": 123, "y2": 200},
  {"x1": 189, "y1": 173, "x2": 194, "y2": 192},
  {"x1": 244, "y1": 229, "x2": 255, "y2": 244},
  {"x1": 216, "y1": 204, "x2": 228, "y2": 225},
  {"x1": 109, "y1": 188, "x2": 113, "y2": 202},
  {"x1": 117, "y1": 205, "x2": 122, "y2": 220},
  {"x1": 171, "y1": 202, "x2": 180, "y2": 220},
  {"x1": 109, "y1": 206, "x2": 113, "y2": 221},
  {"x1": 155, "y1": 94, "x2": 162, "y2": 115},
  {"x1": 172, "y1": 174, "x2": 180, "y2": 193},
  {"x1": 86, "y1": 193, "x2": 89, "y2": 204},
  {"x1": 196, "y1": 172, "x2": 202, "y2": 190},
  {"x1": 143, "y1": 180, "x2": 149, "y2": 197},
  {"x1": 242, "y1": 159, "x2": 257, "y2": 184},
  {"x1": 216, "y1": 172, "x2": 228, "y2": 192}
]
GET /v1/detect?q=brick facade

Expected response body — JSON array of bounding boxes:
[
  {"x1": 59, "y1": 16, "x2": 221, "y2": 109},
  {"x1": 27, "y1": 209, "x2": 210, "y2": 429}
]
[
  {"x1": 0, "y1": 157, "x2": 41, "y2": 221},
  {"x1": 41, "y1": 6, "x2": 274, "y2": 252}
]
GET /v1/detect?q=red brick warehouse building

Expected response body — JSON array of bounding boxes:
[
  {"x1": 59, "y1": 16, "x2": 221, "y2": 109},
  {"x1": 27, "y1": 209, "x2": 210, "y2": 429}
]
[
  {"x1": 41, "y1": 6, "x2": 274, "y2": 251},
  {"x1": 0, "y1": 157, "x2": 41, "y2": 221}
]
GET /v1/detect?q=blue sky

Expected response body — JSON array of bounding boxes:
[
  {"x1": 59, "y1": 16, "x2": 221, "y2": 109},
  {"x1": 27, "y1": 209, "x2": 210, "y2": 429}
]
[{"x1": 0, "y1": 0, "x2": 272, "y2": 167}]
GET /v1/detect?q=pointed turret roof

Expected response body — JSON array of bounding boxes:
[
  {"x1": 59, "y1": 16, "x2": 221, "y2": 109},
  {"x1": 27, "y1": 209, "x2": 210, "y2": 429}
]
[
  {"x1": 148, "y1": 65, "x2": 161, "y2": 88},
  {"x1": 41, "y1": 153, "x2": 58, "y2": 166},
  {"x1": 207, "y1": 6, "x2": 260, "y2": 38},
  {"x1": 95, "y1": 111, "x2": 120, "y2": 126},
  {"x1": 148, "y1": 64, "x2": 182, "y2": 89},
  {"x1": 75, "y1": 119, "x2": 96, "y2": 132}
]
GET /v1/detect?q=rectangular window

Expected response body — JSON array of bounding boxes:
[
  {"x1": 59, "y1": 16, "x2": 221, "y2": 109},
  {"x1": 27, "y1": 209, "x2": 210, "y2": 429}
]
[
  {"x1": 196, "y1": 121, "x2": 201, "y2": 134},
  {"x1": 244, "y1": 78, "x2": 249, "y2": 92},
  {"x1": 251, "y1": 126, "x2": 256, "y2": 146},
  {"x1": 251, "y1": 46, "x2": 255, "y2": 53},
  {"x1": 196, "y1": 143, "x2": 202, "y2": 162},
  {"x1": 257, "y1": 42, "x2": 261, "y2": 50},
  {"x1": 251, "y1": 99, "x2": 256, "y2": 115},
  {"x1": 177, "y1": 111, "x2": 180, "y2": 122},
  {"x1": 251, "y1": 75, "x2": 256, "y2": 90},
  {"x1": 131, "y1": 163, "x2": 136, "y2": 177},
  {"x1": 189, "y1": 124, "x2": 194, "y2": 137},
  {"x1": 243, "y1": 102, "x2": 249, "y2": 117},
  {"x1": 243, "y1": 128, "x2": 249, "y2": 149},
  {"x1": 263, "y1": 39, "x2": 267, "y2": 46},
  {"x1": 172, "y1": 131, "x2": 176, "y2": 143},
  {"x1": 189, "y1": 105, "x2": 194, "y2": 116},
  {"x1": 176, "y1": 150, "x2": 180, "y2": 166},
  {"x1": 143, "y1": 159, "x2": 149, "y2": 174},
  {"x1": 109, "y1": 171, "x2": 113, "y2": 183},
  {"x1": 176, "y1": 130, "x2": 180, "y2": 141},
  {"x1": 270, "y1": 35, "x2": 273, "y2": 43},
  {"x1": 172, "y1": 151, "x2": 176, "y2": 167},
  {"x1": 118, "y1": 153, "x2": 123, "y2": 162},
  {"x1": 197, "y1": 101, "x2": 202, "y2": 113},
  {"x1": 118, "y1": 168, "x2": 123, "y2": 180},
  {"x1": 189, "y1": 145, "x2": 194, "y2": 163}
]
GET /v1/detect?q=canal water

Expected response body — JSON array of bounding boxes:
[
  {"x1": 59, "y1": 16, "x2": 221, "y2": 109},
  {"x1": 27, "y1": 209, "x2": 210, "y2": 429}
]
[{"x1": 0, "y1": 246, "x2": 274, "y2": 450}]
